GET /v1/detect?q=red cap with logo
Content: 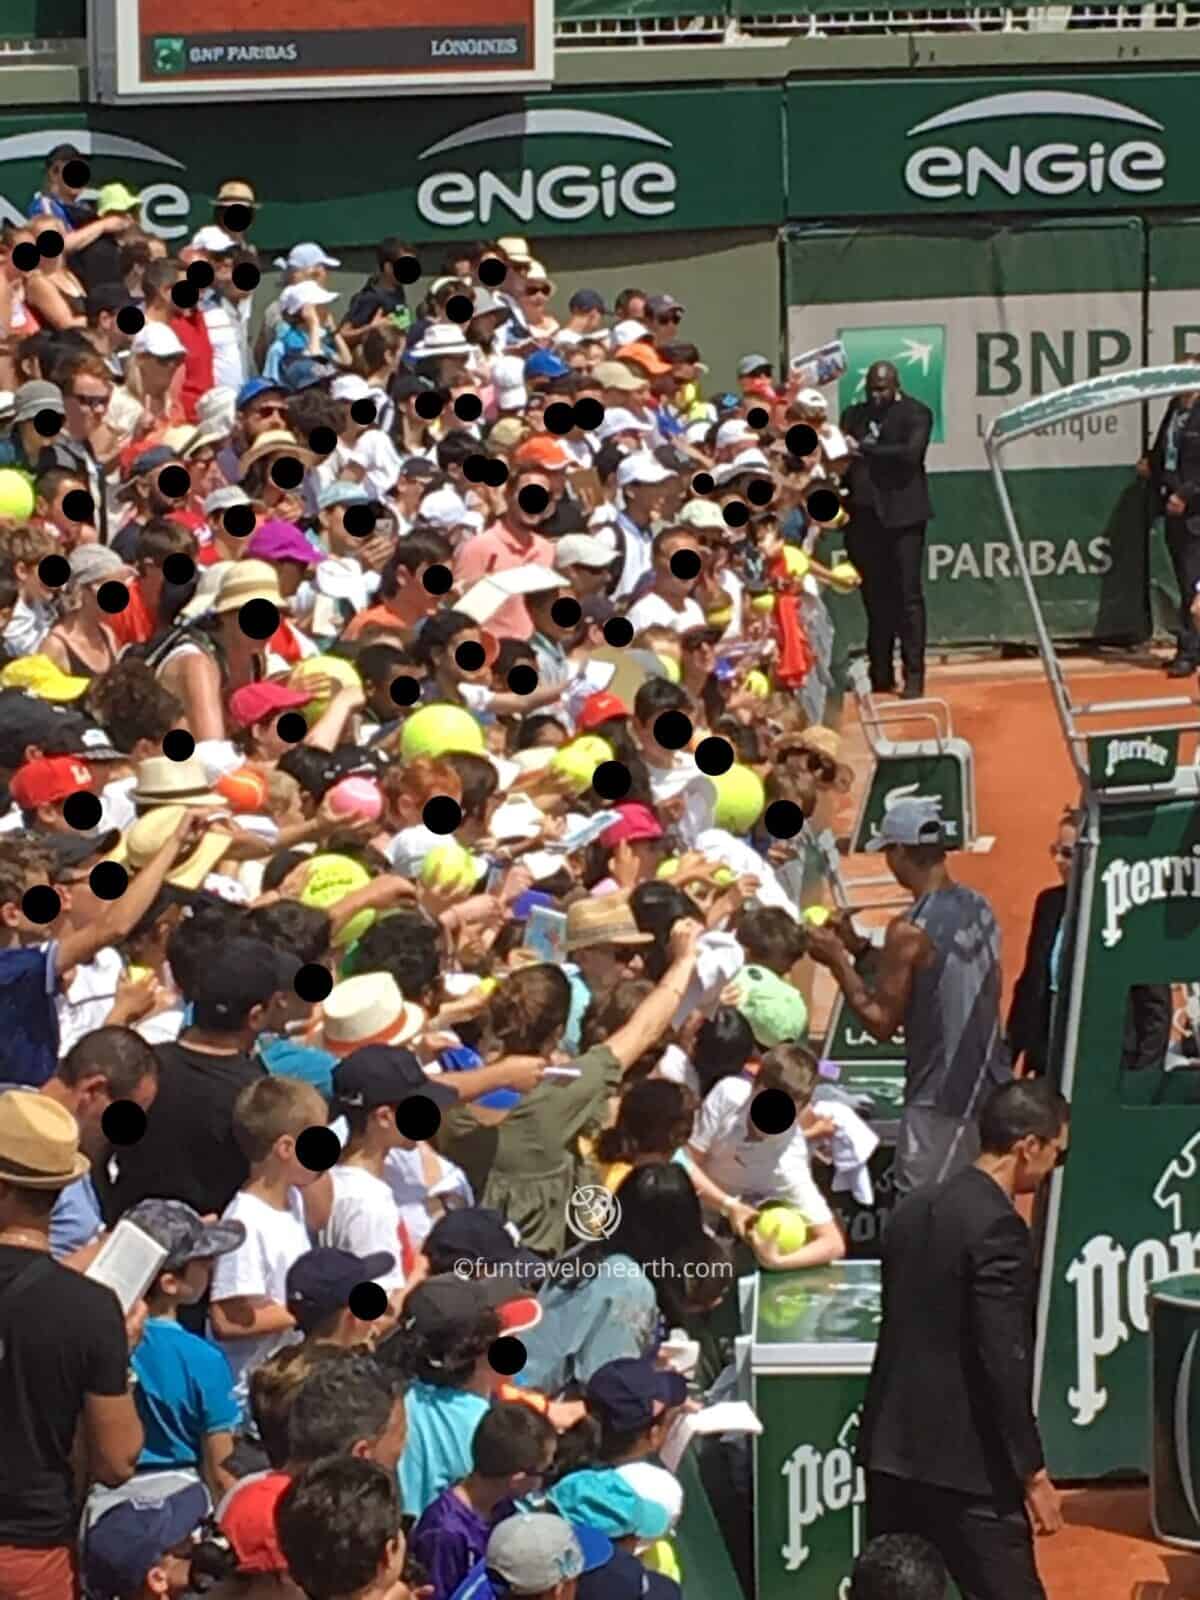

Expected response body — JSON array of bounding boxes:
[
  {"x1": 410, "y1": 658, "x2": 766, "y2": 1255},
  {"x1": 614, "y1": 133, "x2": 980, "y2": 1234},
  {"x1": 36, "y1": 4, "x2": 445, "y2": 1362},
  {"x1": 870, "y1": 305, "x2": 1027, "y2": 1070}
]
[
  {"x1": 228, "y1": 681, "x2": 312, "y2": 730},
  {"x1": 577, "y1": 691, "x2": 631, "y2": 733},
  {"x1": 219, "y1": 1472, "x2": 291, "y2": 1574},
  {"x1": 10, "y1": 756, "x2": 92, "y2": 811}
]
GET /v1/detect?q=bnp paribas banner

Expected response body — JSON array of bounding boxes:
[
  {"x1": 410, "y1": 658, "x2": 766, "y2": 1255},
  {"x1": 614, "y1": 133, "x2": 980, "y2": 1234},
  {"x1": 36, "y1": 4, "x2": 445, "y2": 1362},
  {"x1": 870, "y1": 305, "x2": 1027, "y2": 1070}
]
[{"x1": 786, "y1": 219, "x2": 1166, "y2": 645}]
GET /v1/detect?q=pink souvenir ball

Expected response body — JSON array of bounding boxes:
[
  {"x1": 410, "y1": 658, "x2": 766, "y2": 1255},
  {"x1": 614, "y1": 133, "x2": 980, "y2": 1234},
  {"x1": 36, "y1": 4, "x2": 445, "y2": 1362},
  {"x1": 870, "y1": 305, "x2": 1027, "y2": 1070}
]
[{"x1": 326, "y1": 776, "x2": 383, "y2": 823}]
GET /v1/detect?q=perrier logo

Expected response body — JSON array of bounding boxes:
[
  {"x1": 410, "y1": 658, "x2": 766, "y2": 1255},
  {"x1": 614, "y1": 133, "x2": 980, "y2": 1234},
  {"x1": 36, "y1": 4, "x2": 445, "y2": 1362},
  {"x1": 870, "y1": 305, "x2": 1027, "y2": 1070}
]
[
  {"x1": 151, "y1": 37, "x2": 186, "y2": 75},
  {"x1": 836, "y1": 324, "x2": 946, "y2": 443}
]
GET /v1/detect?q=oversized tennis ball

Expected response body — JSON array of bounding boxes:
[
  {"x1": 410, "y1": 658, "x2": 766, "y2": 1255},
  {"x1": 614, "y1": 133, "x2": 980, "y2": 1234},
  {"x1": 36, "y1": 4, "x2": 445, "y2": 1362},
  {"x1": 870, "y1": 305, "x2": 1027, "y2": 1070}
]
[
  {"x1": 750, "y1": 593, "x2": 776, "y2": 614},
  {"x1": 804, "y1": 905, "x2": 831, "y2": 927},
  {"x1": 216, "y1": 767, "x2": 267, "y2": 812},
  {"x1": 711, "y1": 763, "x2": 765, "y2": 834},
  {"x1": 655, "y1": 654, "x2": 681, "y2": 684},
  {"x1": 828, "y1": 561, "x2": 861, "y2": 594},
  {"x1": 420, "y1": 841, "x2": 479, "y2": 897},
  {"x1": 754, "y1": 1205, "x2": 809, "y2": 1257},
  {"x1": 744, "y1": 669, "x2": 771, "y2": 698},
  {"x1": 326, "y1": 776, "x2": 382, "y2": 823},
  {"x1": 782, "y1": 547, "x2": 810, "y2": 579},
  {"x1": 706, "y1": 605, "x2": 733, "y2": 628},
  {"x1": 656, "y1": 857, "x2": 680, "y2": 879},
  {"x1": 400, "y1": 702, "x2": 485, "y2": 760},
  {"x1": 300, "y1": 853, "x2": 375, "y2": 948},
  {"x1": 549, "y1": 735, "x2": 613, "y2": 796},
  {"x1": 0, "y1": 469, "x2": 34, "y2": 521},
  {"x1": 289, "y1": 655, "x2": 362, "y2": 725}
]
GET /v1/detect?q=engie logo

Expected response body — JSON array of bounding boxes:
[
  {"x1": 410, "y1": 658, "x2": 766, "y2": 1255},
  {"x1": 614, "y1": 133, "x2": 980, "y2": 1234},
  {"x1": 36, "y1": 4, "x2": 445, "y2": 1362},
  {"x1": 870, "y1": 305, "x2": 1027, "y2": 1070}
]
[
  {"x1": 0, "y1": 128, "x2": 191, "y2": 240},
  {"x1": 416, "y1": 109, "x2": 678, "y2": 229},
  {"x1": 903, "y1": 91, "x2": 1167, "y2": 203}
]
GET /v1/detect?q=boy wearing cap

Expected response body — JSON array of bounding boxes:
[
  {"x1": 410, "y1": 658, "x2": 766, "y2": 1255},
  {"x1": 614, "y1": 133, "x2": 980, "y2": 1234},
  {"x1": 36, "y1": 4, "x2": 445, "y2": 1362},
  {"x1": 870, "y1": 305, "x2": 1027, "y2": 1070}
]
[
  {"x1": 83, "y1": 1479, "x2": 209, "y2": 1600},
  {"x1": 688, "y1": 1044, "x2": 847, "y2": 1271},
  {"x1": 449, "y1": 1513, "x2": 613, "y2": 1600},
  {"x1": 286, "y1": 1246, "x2": 397, "y2": 1348},
  {"x1": 321, "y1": 1045, "x2": 455, "y2": 1300},
  {"x1": 412, "y1": 1402, "x2": 557, "y2": 1600},
  {"x1": 121, "y1": 1198, "x2": 245, "y2": 1497}
]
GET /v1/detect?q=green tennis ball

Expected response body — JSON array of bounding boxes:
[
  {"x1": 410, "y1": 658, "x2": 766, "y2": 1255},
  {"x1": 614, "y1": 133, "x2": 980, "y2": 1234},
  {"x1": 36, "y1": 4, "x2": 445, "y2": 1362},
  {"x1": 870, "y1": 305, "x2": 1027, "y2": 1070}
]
[
  {"x1": 288, "y1": 654, "x2": 361, "y2": 726},
  {"x1": 744, "y1": 669, "x2": 771, "y2": 697},
  {"x1": 299, "y1": 854, "x2": 376, "y2": 949},
  {"x1": 550, "y1": 735, "x2": 614, "y2": 796},
  {"x1": 754, "y1": 1205, "x2": 809, "y2": 1256},
  {"x1": 420, "y1": 841, "x2": 479, "y2": 896},
  {"x1": 711, "y1": 763, "x2": 765, "y2": 834},
  {"x1": 804, "y1": 905, "x2": 831, "y2": 926},
  {"x1": 0, "y1": 470, "x2": 34, "y2": 521},
  {"x1": 400, "y1": 702, "x2": 486, "y2": 760},
  {"x1": 655, "y1": 654, "x2": 682, "y2": 684}
]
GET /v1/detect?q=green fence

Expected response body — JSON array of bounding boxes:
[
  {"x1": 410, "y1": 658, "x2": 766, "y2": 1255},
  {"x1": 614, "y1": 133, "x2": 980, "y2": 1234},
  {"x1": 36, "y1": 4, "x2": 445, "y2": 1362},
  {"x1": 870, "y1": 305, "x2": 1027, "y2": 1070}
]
[{"x1": 1, "y1": 2, "x2": 84, "y2": 40}]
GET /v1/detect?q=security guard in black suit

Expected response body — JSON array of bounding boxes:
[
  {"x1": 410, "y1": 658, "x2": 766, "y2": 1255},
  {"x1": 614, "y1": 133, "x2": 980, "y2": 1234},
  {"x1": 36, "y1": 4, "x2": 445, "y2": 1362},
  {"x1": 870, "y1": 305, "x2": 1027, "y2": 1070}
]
[{"x1": 841, "y1": 361, "x2": 934, "y2": 700}]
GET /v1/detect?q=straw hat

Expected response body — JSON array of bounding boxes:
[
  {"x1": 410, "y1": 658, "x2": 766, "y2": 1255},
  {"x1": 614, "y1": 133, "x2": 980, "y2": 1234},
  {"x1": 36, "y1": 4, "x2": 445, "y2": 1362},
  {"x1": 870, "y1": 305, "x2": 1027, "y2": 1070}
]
[
  {"x1": 778, "y1": 725, "x2": 853, "y2": 792},
  {"x1": 0, "y1": 1092, "x2": 89, "y2": 1189},
  {"x1": 211, "y1": 560, "x2": 283, "y2": 615},
  {"x1": 132, "y1": 755, "x2": 222, "y2": 810},
  {"x1": 117, "y1": 804, "x2": 233, "y2": 889},
  {"x1": 236, "y1": 430, "x2": 317, "y2": 477},
  {"x1": 318, "y1": 973, "x2": 426, "y2": 1056},
  {"x1": 565, "y1": 894, "x2": 654, "y2": 954}
]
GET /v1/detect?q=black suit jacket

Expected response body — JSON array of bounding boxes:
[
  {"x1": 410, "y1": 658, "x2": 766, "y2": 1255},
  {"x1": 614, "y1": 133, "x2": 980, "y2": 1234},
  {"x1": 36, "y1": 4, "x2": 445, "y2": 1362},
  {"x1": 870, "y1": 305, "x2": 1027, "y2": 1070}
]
[
  {"x1": 1148, "y1": 396, "x2": 1200, "y2": 515},
  {"x1": 1007, "y1": 883, "x2": 1065, "y2": 1077},
  {"x1": 840, "y1": 393, "x2": 934, "y2": 529},
  {"x1": 857, "y1": 1166, "x2": 1044, "y2": 1503}
]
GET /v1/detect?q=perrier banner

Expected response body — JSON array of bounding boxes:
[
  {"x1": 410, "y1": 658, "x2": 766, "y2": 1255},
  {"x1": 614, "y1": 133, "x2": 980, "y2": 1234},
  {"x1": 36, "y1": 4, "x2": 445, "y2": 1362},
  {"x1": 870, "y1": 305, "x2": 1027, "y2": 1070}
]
[{"x1": 785, "y1": 218, "x2": 1158, "y2": 646}]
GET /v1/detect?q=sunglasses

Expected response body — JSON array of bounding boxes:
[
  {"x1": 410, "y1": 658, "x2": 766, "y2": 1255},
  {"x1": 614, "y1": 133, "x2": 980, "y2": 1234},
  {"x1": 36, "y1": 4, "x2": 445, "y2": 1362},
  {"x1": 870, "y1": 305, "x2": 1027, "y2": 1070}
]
[
  {"x1": 1050, "y1": 844, "x2": 1075, "y2": 861},
  {"x1": 70, "y1": 392, "x2": 110, "y2": 411},
  {"x1": 251, "y1": 402, "x2": 288, "y2": 419},
  {"x1": 657, "y1": 312, "x2": 684, "y2": 325},
  {"x1": 526, "y1": 285, "x2": 551, "y2": 297}
]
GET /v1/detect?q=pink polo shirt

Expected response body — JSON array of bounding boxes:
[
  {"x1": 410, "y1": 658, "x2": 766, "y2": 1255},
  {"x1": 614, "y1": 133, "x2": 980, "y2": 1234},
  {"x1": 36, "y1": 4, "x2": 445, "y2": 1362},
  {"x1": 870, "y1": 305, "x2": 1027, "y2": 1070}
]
[{"x1": 453, "y1": 519, "x2": 555, "y2": 640}]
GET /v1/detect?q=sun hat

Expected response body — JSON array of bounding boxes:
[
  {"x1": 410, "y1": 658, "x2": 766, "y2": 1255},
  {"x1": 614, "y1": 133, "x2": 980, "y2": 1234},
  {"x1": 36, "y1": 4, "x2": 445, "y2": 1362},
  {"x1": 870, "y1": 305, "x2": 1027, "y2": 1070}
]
[
  {"x1": 124, "y1": 1197, "x2": 246, "y2": 1271},
  {"x1": 547, "y1": 1470, "x2": 672, "y2": 1542},
  {"x1": 409, "y1": 323, "x2": 474, "y2": 361},
  {"x1": 0, "y1": 655, "x2": 89, "y2": 702},
  {"x1": 0, "y1": 1092, "x2": 89, "y2": 1189},
  {"x1": 96, "y1": 182, "x2": 140, "y2": 216},
  {"x1": 496, "y1": 236, "x2": 533, "y2": 266},
  {"x1": 132, "y1": 755, "x2": 222, "y2": 810},
  {"x1": 217, "y1": 179, "x2": 257, "y2": 205},
  {"x1": 12, "y1": 379, "x2": 64, "y2": 424},
  {"x1": 196, "y1": 384, "x2": 238, "y2": 430},
  {"x1": 593, "y1": 361, "x2": 645, "y2": 394},
  {"x1": 522, "y1": 259, "x2": 554, "y2": 290},
  {"x1": 729, "y1": 963, "x2": 809, "y2": 1048},
  {"x1": 564, "y1": 893, "x2": 654, "y2": 954},
  {"x1": 469, "y1": 288, "x2": 511, "y2": 326},
  {"x1": 118, "y1": 804, "x2": 233, "y2": 890},
  {"x1": 203, "y1": 486, "x2": 252, "y2": 519},
  {"x1": 779, "y1": 724, "x2": 854, "y2": 791},
  {"x1": 318, "y1": 972, "x2": 426, "y2": 1055},
  {"x1": 245, "y1": 520, "x2": 321, "y2": 567},
  {"x1": 274, "y1": 242, "x2": 341, "y2": 272},
  {"x1": 236, "y1": 428, "x2": 317, "y2": 477},
  {"x1": 210, "y1": 559, "x2": 283, "y2": 615}
]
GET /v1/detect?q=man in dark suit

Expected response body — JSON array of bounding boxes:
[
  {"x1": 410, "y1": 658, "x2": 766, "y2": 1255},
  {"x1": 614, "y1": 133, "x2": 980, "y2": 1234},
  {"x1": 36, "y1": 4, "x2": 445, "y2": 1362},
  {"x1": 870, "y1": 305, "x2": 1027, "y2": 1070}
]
[
  {"x1": 857, "y1": 1078, "x2": 1069, "y2": 1600},
  {"x1": 841, "y1": 361, "x2": 934, "y2": 699},
  {"x1": 1139, "y1": 356, "x2": 1200, "y2": 677}
]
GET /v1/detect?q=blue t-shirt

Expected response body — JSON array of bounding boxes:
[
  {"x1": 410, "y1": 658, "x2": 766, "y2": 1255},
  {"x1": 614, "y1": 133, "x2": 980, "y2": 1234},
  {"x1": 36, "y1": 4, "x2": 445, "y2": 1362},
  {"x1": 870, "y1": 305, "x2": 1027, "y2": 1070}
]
[
  {"x1": 257, "y1": 1035, "x2": 335, "y2": 1099},
  {"x1": 0, "y1": 943, "x2": 59, "y2": 1086},
  {"x1": 49, "y1": 1174, "x2": 104, "y2": 1258},
  {"x1": 399, "y1": 1382, "x2": 489, "y2": 1518},
  {"x1": 132, "y1": 1316, "x2": 241, "y2": 1472}
]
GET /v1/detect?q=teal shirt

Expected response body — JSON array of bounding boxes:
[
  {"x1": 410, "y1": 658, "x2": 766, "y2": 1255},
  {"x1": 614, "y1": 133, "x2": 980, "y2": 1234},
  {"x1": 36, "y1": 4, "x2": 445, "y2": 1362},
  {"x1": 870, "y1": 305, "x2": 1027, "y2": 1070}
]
[
  {"x1": 399, "y1": 1382, "x2": 490, "y2": 1517},
  {"x1": 514, "y1": 1250, "x2": 659, "y2": 1396}
]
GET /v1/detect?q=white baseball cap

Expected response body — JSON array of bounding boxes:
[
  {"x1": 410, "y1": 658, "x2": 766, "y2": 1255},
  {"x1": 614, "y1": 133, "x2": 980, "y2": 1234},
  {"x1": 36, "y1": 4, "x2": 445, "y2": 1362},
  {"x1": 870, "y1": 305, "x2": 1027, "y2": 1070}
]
[
  {"x1": 715, "y1": 418, "x2": 755, "y2": 450},
  {"x1": 595, "y1": 407, "x2": 653, "y2": 442},
  {"x1": 190, "y1": 225, "x2": 238, "y2": 255},
  {"x1": 554, "y1": 534, "x2": 618, "y2": 570},
  {"x1": 617, "y1": 452, "x2": 675, "y2": 490},
  {"x1": 132, "y1": 322, "x2": 187, "y2": 359},
  {"x1": 613, "y1": 318, "x2": 649, "y2": 346},
  {"x1": 274, "y1": 242, "x2": 340, "y2": 272},
  {"x1": 714, "y1": 447, "x2": 772, "y2": 485},
  {"x1": 280, "y1": 281, "x2": 339, "y2": 316},
  {"x1": 330, "y1": 374, "x2": 373, "y2": 404}
]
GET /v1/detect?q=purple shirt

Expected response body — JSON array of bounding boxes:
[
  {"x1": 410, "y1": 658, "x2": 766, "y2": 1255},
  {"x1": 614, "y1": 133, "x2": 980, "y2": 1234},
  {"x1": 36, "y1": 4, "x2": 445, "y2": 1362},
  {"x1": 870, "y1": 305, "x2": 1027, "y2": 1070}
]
[{"x1": 410, "y1": 1487, "x2": 494, "y2": 1600}]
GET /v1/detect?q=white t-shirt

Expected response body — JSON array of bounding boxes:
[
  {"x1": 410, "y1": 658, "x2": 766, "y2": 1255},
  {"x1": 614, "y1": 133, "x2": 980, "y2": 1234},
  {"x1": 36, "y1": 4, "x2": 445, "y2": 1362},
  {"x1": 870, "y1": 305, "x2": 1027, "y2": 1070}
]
[
  {"x1": 384, "y1": 1144, "x2": 475, "y2": 1255},
  {"x1": 319, "y1": 1165, "x2": 407, "y2": 1292},
  {"x1": 646, "y1": 755, "x2": 716, "y2": 847},
  {"x1": 4, "y1": 596, "x2": 55, "y2": 657},
  {"x1": 689, "y1": 1075, "x2": 834, "y2": 1222},
  {"x1": 57, "y1": 946, "x2": 123, "y2": 1057},
  {"x1": 626, "y1": 594, "x2": 706, "y2": 636},
  {"x1": 316, "y1": 431, "x2": 403, "y2": 501},
  {"x1": 209, "y1": 1187, "x2": 311, "y2": 1404}
]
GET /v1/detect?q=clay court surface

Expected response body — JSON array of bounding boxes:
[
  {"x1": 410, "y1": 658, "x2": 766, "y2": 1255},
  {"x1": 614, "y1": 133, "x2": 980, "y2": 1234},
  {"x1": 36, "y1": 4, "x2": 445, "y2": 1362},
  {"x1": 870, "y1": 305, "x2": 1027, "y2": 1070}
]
[
  {"x1": 826, "y1": 646, "x2": 1200, "y2": 1598},
  {"x1": 137, "y1": 0, "x2": 530, "y2": 34}
]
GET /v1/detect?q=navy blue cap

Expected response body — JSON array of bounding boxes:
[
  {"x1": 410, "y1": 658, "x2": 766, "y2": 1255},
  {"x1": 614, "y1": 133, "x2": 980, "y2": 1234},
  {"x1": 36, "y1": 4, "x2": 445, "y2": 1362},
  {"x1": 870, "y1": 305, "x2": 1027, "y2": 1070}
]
[
  {"x1": 331, "y1": 1044, "x2": 456, "y2": 1113},
  {"x1": 84, "y1": 1481, "x2": 209, "y2": 1597},
  {"x1": 237, "y1": 376, "x2": 286, "y2": 411},
  {"x1": 524, "y1": 350, "x2": 570, "y2": 382},
  {"x1": 286, "y1": 1246, "x2": 395, "y2": 1331},
  {"x1": 578, "y1": 1543, "x2": 681, "y2": 1600},
  {"x1": 568, "y1": 289, "x2": 608, "y2": 315},
  {"x1": 585, "y1": 1357, "x2": 687, "y2": 1433}
]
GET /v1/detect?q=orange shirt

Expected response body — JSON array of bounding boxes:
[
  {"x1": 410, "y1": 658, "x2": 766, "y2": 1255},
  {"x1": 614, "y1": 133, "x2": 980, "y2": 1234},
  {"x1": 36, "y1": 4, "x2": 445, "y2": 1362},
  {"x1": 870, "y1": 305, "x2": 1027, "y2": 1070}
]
[{"x1": 453, "y1": 520, "x2": 555, "y2": 641}]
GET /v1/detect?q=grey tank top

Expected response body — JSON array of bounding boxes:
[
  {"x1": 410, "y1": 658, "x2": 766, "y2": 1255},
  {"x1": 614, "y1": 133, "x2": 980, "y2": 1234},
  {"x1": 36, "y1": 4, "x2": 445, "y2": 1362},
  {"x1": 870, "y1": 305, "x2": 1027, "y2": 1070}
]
[{"x1": 904, "y1": 882, "x2": 1012, "y2": 1117}]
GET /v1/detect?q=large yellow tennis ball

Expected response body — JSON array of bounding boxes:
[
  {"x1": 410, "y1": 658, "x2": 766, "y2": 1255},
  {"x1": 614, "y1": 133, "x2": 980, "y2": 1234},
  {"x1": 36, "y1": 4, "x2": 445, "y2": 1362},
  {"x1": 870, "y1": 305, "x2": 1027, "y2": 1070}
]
[
  {"x1": 783, "y1": 547, "x2": 810, "y2": 579},
  {"x1": 289, "y1": 655, "x2": 362, "y2": 725},
  {"x1": 750, "y1": 593, "x2": 776, "y2": 615},
  {"x1": 744, "y1": 669, "x2": 770, "y2": 698},
  {"x1": 550, "y1": 736, "x2": 613, "y2": 796},
  {"x1": 300, "y1": 853, "x2": 375, "y2": 948},
  {"x1": 804, "y1": 905, "x2": 831, "y2": 927},
  {"x1": 0, "y1": 469, "x2": 34, "y2": 521},
  {"x1": 754, "y1": 1205, "x2": 809, "y2": 1257},
  {"x1": 655, "y1": 654, "x2": 681, "y2": 684},
  {"x1": 400, "y1": 702, "x2": 486, "y2": 760},
  {"x1": 706, "y1": 606, "x2": 733, "y2": 628},
  {"x1": 829, "y1": 561, "x2": 861, "y2": 594},
  {"x1": 420, "y1": 841, "x2": 479, "y2": 897},
  {"x1": 711, "y1": 763, "x2": 765, "y2": 834}
]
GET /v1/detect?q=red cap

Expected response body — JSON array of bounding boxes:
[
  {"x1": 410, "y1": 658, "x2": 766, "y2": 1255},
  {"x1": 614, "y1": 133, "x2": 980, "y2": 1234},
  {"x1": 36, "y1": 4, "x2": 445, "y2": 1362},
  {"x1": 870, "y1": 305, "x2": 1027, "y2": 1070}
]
[
  {"x1": 228, "y1": 681, "x2": 312, "y2": 730},
  {"x1": 10, "y1": 756, "x2": 92, "y2": 811},
  {"x1": 601, "y1": 802, "x2": 664, "y2": 848},
  {"x1": 577, "y1": 691, "x2": 630, "y2": 732},
  {"x1": 513, "y1": 434, "x2": 572, "y2": 470},
  {"x1": 220, "y1": 1472, "x2": 291, "y2": 1574}
]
